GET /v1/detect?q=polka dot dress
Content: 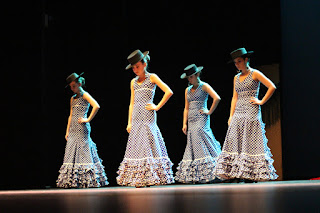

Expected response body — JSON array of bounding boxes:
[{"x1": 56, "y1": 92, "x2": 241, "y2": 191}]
[
  {"x1": 116, "y1": 73, "x2": 174, "y2": 187},
  {"x1": 175, "y1": 82, "x2": 222, "y2": 183},
  {"x1": 214, "y1": 70, "x2": 278, "y2": 181},
  {"x1": 56, "y1": 93, "x2": 108, "y2": 188}
]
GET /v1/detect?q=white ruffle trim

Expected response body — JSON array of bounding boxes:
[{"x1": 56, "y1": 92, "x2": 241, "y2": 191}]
[{"x1": 116, "y1": 157, "x2": 175, "y2": 187}]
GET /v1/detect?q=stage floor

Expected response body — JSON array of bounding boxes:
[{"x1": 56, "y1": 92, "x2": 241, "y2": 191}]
[{"x1": 1, "y1": 180, "x2": 319, "y2": 213}]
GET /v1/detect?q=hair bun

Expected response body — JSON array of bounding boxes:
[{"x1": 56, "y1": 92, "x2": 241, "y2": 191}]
[{"x1": 78, "y1": 77, "x2": 85, "y2": 86}]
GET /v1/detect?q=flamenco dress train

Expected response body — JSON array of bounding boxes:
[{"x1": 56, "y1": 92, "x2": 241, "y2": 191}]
[
  {"x1": 116, "y1": 73, "x2": 174, "y2": 187},
  {"x1": 214, "y1": 70, "x2": 278, "y2": 181},
  {"x1": 175, "y1": 82, "x2": 221, "y2": 183},
  {"x1": 57, "y1": 93, "x2": 108, "y2": 188}
]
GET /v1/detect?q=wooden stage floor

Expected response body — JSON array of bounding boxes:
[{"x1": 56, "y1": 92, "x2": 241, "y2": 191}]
[{"x1": 0, "y1": 180, "x2": 319, "y2": 213}]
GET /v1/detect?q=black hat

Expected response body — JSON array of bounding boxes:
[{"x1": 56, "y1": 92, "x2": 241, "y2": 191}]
[
  {"x1": 125, "y1": 49, "x2": 150, "y2": 70},
  {"x1": 65, "y1": 72, "x2": 84, "y2": 87},
  {"x1": 227, "y1": 47, "x2": 254, "y2": 63},
  {"x1": 180, "y1": 64, "x2": 204, "y2": 79}
]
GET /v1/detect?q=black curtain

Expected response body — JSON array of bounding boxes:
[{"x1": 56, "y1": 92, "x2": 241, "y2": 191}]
[
  {"x1": 281, "y1": 0, "x2": 320, "y2": 180},
  {"x1": 2, "y1": 0, "x2": 281, "y2": 189}
]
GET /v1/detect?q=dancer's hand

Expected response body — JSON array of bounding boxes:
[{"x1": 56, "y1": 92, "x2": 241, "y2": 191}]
[
  {"x1": 250, "y1": 97, "x2": 263, "y2": 105},
  {"x1": 182, "y1": 124, "x2": 187, "y2": 135},
  {"x1": 78, "y1": 117, "x2": 89, "y2": 123},
  {"x1": 126, "y1": 123, "x2": 132, "y2": 133},
  {"x1": 199, "y1": 108, "x2": 210, "y2": 115},
  {"x1": 65, "y1": 132, "x2": 69, "y2": 141},
  {"x1": 145, "y1": 103, "x2": 159, "y2": 111}
]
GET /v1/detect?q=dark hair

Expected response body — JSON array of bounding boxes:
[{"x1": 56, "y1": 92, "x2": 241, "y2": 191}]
[
  {"x1": 240, "y1": 55, "x2": 251, "y2": 64},
  {"x1": 140, "y1": 56, "x2": 150, "y2": 72}
]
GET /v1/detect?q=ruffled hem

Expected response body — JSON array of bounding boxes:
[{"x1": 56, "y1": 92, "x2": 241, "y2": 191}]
[
  {"x1": 56, "y1": 161, "x2": 109, "y2": 188},
  {"x1": 175, "y1": 156, "x2": 218, "y2": 183},
  {"x1": 214, "y1": 151, "x2": 278, "y2": 181},
  {"x1": 116, "y1": 157, "x2": 175, "y2": 187}
]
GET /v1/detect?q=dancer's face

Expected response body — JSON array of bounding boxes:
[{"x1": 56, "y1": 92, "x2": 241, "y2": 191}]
[
  {"x1": 187, "y1": 73, "x2": 199, "y2": 85},
  {"x1": 132, "y1": 61, "x2": 147, "y2": 77},
  {"x1": 233, "y1": 57, "x2": 248, "y2": 72},
  {"x1": 69, "y1": 81, "x2": 81, "y2": 94}
]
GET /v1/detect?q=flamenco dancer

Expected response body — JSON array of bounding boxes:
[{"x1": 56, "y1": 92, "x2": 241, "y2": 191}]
[
  {"x1": 116, "y1": 50, "x2": 175, "y2": 188},
  {"x1": 57, "y1": 73, "x2": 108, "y2": 188},
  {"x1": 175, "y1": 64, "x2": 222, "y2": 183},
  {"x1": 214, "y1": 48, "x2": 278, "y2": 183}
]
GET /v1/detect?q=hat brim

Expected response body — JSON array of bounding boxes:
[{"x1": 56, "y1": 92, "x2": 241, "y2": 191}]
[
  {"x1": 125, "y1": 51, "x2": 149, "y2": 70},
  {"x1": 180, "y1": 66, "x2": 203, "y2": 79},
  {"x1": 227, "y1": 51, "x2": 254, "y2": 64}
]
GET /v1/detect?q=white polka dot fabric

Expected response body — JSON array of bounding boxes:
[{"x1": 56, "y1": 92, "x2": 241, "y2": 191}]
[
  {"x1": 116, "y1": 73, "x2": 175, "y2": 187},
  {"x1": 175, "y1": 82, "x2": 222, "y2": 183},
  {"x1": 214, "y1": 70, "x2": 278, "y2": 181},
  {"x1": 57, "y1": 93, "x2": 108, "y2": 188}
]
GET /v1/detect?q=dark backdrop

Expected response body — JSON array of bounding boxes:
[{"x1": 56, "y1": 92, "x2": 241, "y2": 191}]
[
  {"x1": 3, "y1": 0, "x2": 282, "y2": 189},
  {"x1": 281, "y1": 0, "x2": 320, "y2": 180}
]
